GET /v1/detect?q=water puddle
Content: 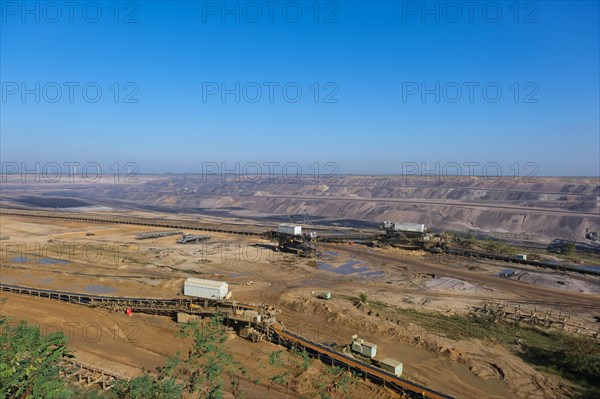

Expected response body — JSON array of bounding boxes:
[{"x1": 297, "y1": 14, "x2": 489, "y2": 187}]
[
  {"x1": 318, "y1": 259, "x2": 384, "y2": 279},
  {"x1": 229, "y1": 272, "x2": 252, "y2": 278},
  {"x1": 9, "y1": 257, "x2": 70, "y2": 265},
  {"x1": 84, "y1": 284, "x2": 116, "y2": 294}
]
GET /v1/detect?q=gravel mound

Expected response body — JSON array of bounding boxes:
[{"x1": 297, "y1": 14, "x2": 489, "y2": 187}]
[
  {"x1": 425, "y1": 277, "x2": 485, "y2": 292},
  {"x1": 504, "y1": 271, "x2": 599, "y2": 294}
]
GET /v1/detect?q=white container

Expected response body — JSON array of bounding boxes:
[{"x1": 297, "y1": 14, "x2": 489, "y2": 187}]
[
  {"x1": 379, "y1": 358, "x2": 403, "y2": 376},
  {"x1": 278, "y1": 224, "x2": 302, "y2": 235},
  {"x1": 393, "y1": 223, "x2": 425, "y2": 233},
  {"x1": 351, "y1": 339, "x2": 377, "y2": 358},
  {"x1": 184, "y1": 278, "x2": 228, "y2": 299},
  {"x1": 361, "y1": 341, "x2": 377, "y2": 358}
]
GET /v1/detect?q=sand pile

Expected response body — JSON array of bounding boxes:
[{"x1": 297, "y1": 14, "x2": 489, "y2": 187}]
[
  {"x1": 504, "y1": 271, "x2": 599, "y2": 294},
  {"x1": 425, "y1": 277, "x2": 486, "y2": 292}
]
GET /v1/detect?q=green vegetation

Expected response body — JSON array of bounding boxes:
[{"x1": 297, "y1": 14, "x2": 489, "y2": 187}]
[
  {"x1": 112, "y1": 372, "x2": 183, "y2": 399},
  {"x1": 1, "y1": 312, "x2": 358, "y2": 399},
  {"x1": 113, "y1": 313, "x2": 245, "y2": 399},
  {"x1": 267, "y1": 348, "x2": 356, "y2": 398},
  {"x1": 548, "y1": 241, "x2": 599, "y2": 265},
  {"x1": 450, "y1": 232, "x2": 600, "y2": 266},
  {"x1": 268, "y1": 349, "x2": 284, "y2": 367},
  {"x1": 1, "y1": 318, "x2": 75, "y2": 398},
  {"x1": 519, "y1": 333, "x2": 600, "y2": 398},
  {"x1": 562, "y1": 251, "x2": 599, "y2": 266},
  {"x1": 482, "y1": 239, "x2": 512, "y2": 254},
  {"x1": 308, "y1": 365, "x2": 356, "y2": 399},
  {"x1": 358, "y1": 292, "x2": 368, "y2": 304},
  {"x1": 549, "y1": 241, "x2": 577, "y2": 256},
  {"x1": 111, "y1": 314, "x2": 246, "y2": 399},
  {"x1": 267, "y1": 347, "x2": 312, "y2": 390},
  {"x1": 369, "y1": 304, "x2": 517, "y2": 341},
  {"x1": 1, "y1": 314, "x2": 245, "y2": 399},
  {"x1": 174, "y1": 313, "x2": 244, "y2": 398}
]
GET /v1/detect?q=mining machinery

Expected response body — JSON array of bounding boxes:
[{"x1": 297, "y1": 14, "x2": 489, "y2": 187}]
[
  {"x1": 263, "y1": 223, "x2": 318, "y2": 257},
  {"x1": 374, "y1": 221, "x2": 427, "y2": 247}
]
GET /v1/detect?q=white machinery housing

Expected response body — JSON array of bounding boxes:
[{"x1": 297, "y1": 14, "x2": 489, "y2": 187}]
[
  {"x1": 184, "y1": 278, "x2": 228, "y2": 300},
  {"x1": 278, "y1": 224, "x2": 302, "y2": 236}
]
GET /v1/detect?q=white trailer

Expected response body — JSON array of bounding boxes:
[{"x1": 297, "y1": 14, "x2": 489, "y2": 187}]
[
  {"x1": 351, "y1": 338, "x2": 377, "y2": 358},
  {"x1": 392, "y1": 223, "x2": 426, "y2": 233},
  {"x1": 184, "y1": 278, "x2": 228, "y2": 300},
  {"x1": 278, "y1": 224, "x2": 302, "y2": 236},
  {"x1": 377, "y1": 357, "x2": 403, "y2": 376}
]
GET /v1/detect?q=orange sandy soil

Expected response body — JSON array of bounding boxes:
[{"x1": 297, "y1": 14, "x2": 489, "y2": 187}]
[{"x1": 2, "y1": 215, "x2": 595, "y2": 398}]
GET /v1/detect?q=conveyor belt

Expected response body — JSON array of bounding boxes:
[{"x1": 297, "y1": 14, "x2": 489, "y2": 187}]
[
  {"x1": 0, "y1": 283, "x2": 456, "y2": 398},
  {"x1": 269, "y1": 325, "x2": 456, "y2": 399},
  {"x1": 0, "y1": 283, "x2": 259, "y2": 316},
  {"x1": 443, "y1": 248, "x2": 600, "y2": 277},
  {"x1": 0, "y1": 209, "x2": 262, "y2": 237}
]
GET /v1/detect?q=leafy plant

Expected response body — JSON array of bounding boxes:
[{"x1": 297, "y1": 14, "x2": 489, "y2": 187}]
[
  {"x1": 358, "y1": 292, "x2": 368, "y2": 304},
  {"x1": 174, "y1": 313, "x2": 243, "y2": 399},
  {"x1": 0, "y1": 318, "x2": 74, "y2": 399}
]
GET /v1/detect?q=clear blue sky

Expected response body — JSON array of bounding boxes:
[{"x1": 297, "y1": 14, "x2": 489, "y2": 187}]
[{"x1": 1, "y1": 1, "x2": 599, "y2": 176}]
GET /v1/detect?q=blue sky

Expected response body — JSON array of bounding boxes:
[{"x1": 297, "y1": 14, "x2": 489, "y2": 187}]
[{"x1": 1, "y1": 1, "x2": 599, "y2": 176}]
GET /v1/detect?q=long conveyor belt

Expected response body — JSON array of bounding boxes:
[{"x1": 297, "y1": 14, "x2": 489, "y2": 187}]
[{"x1": 0, "y1": 209, "x2": 263, "y2": 236}]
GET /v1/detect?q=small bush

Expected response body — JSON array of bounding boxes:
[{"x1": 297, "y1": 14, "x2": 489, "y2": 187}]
[{"x1": 358, "y1": 293, "x2": 368, "y2": 304}]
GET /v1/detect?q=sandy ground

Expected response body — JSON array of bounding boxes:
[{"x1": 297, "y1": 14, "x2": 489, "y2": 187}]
[
  {"x1": 500, "y1": 270, "x2": 599, "y2": 294},
  {"x1": 424, "y1": 277, "x2": 488, "y2": 292},
  {"x1": 0, "y1": 293, "x2": 392, "y2": 399},
  {"x1": 1, "y1": 214, "x2": 598, "y2": 398}
]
